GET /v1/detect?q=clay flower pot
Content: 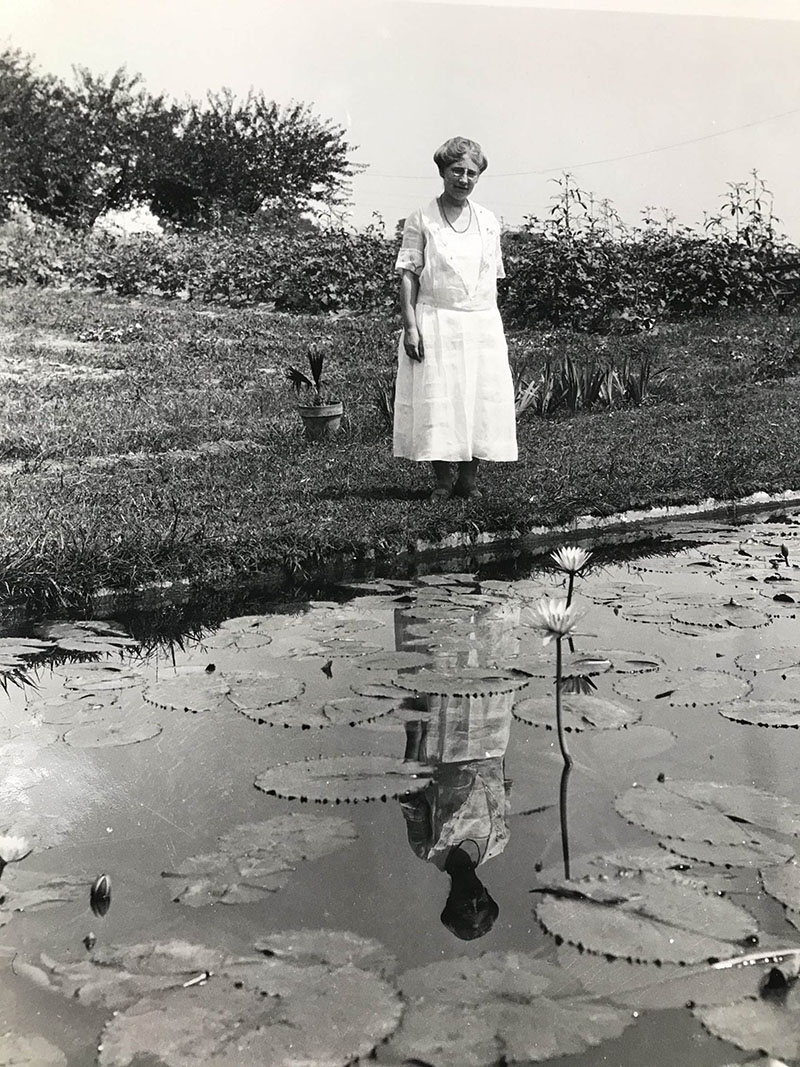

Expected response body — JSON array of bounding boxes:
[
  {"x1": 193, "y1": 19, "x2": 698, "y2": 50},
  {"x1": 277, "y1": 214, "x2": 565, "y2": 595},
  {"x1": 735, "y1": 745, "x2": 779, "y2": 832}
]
[{"x1": 298, "y1": 401, "x2": 344, "y2": 441}]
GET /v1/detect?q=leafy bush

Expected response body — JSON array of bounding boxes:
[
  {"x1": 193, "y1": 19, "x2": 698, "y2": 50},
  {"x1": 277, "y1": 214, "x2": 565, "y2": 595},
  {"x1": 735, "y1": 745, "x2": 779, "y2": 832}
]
[
  {"x1": 4, "y1": 170, "x2": 800, "y2": 333},
  {"x1": 501, "y1": 171, "x2": 800, "y2": 333},
  {"x1": 0, "y1": 215, "x2": 398, "y2": 312}
]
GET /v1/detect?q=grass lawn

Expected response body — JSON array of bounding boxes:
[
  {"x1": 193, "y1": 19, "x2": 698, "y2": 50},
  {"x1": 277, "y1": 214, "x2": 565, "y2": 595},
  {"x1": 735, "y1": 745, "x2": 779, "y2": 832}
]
[{"x1": 1, "y1": 287, "x2": 800, "y2": 610}]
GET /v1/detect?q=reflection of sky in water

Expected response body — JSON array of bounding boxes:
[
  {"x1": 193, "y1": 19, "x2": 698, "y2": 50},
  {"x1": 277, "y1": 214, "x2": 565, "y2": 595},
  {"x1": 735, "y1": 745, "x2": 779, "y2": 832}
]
[{"x1": 3, "y1": 515, "x2": 800, "y2": 1064}]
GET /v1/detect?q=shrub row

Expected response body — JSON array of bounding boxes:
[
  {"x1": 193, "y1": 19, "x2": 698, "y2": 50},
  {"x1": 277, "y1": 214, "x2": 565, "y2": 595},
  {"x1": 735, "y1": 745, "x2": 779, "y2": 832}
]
[
  {"x1": 3, "y1": 212, "x2": 800, "y2": 330},
  {"x1": 501, "y1": 228, "x2": 800, "y2": 332},
  {"x1": 0, "y1": 216, "x2": 398, "y2": 313}
]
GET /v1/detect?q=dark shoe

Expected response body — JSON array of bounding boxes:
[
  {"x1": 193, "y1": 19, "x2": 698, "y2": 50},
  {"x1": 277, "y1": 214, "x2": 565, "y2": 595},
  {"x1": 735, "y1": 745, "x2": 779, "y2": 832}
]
[
  {"x1": 452, "y1": 483, "x2": 482, "y2": 500},
  {"x1": 430, "y1": 486, "x2": 453, "y2": 501}
]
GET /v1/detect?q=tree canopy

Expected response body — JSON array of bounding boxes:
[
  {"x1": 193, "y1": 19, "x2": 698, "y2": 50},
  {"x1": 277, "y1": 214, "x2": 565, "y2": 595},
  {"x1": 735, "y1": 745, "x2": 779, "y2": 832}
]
[{"x1": 0, "y1": 47, "x2": 359, "y2": 228}]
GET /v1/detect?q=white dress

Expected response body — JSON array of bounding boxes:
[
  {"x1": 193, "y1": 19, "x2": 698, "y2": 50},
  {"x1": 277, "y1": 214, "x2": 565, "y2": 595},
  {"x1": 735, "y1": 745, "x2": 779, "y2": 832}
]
[{"x1": 393, "y1": 198, "x2": 518, "y2": 463}]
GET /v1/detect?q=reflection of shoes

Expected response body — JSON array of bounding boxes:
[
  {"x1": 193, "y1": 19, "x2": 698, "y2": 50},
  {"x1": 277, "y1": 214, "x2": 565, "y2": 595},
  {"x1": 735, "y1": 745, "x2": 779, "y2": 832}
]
[{"x1": 430, "y1": 486, "x2": 452, "y2": 500}]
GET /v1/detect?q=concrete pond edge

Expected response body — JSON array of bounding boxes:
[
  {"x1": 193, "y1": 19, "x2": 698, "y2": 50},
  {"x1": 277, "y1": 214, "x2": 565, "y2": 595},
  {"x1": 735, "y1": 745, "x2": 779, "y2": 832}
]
[
  {"x1": 76, "y1": 487, "x2": 800, "y2": 618},
  {"x1": 407, "y1": 487, "x2": 800, "y2": 559}
]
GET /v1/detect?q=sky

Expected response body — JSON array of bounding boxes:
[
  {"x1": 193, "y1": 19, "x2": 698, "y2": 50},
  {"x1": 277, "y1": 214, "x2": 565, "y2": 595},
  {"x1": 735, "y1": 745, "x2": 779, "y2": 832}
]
[{"x1": 3, "y1": 0, "x2": 800, "y2": 238}]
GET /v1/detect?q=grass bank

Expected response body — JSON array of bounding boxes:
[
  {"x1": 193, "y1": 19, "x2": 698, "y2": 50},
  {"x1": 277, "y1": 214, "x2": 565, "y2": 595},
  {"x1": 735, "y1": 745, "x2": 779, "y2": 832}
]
[{"x1": 1, "y1": 288, "x2": 799, "y2": 611}]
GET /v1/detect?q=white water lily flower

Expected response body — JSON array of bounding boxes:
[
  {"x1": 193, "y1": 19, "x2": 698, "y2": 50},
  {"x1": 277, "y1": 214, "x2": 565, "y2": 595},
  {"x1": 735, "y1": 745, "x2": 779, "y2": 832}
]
[
  {"x1": 550, "y1": 546, "x2": 593, "y2": 575},
  {"x1": 533, "y1": 597, "x2": 583, "y2": 644},
  {"x1": 0, "y1": 834, "x2": 32, "y2": 864}
]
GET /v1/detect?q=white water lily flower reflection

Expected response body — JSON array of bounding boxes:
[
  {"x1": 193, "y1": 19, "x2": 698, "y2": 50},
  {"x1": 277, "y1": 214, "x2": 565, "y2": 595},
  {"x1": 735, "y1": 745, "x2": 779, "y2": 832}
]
[
  {"x1": 0, "y1": 834, "x2": 32, "y2": 865},
  {"x1": 533, "y1": 598, "x2": 583, "y2": 645},
  {"x1": 550, "y1": 546, "x2": 592, "y2": 575}
]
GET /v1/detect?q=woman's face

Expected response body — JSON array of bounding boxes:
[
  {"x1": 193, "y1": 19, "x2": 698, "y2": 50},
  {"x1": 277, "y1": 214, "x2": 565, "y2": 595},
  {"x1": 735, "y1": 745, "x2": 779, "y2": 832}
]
[{"x1": 440, "y1": 153, "x2": 481, "y2": 202}]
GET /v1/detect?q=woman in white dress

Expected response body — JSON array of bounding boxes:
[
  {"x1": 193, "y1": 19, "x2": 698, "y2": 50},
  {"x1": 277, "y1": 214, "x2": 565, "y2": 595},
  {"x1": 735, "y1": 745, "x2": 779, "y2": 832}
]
[{"x1": 394, "y1": 136, "x2": 518, "y2": 500}]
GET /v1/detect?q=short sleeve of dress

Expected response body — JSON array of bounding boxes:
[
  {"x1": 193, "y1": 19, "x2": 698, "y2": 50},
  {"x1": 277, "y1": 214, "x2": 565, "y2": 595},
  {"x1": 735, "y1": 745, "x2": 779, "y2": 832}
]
[
  {"x1": 495, "y1": 228, "x2": 506, "y2": 280},
  {"x1": 395, "y1": 209, "x2": 425, "y2": 275}
]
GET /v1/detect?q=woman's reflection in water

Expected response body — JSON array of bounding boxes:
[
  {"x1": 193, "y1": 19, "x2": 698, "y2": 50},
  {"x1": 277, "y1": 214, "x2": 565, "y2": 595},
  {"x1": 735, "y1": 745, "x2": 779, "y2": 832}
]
[{"x1": 396, "y1": 596, "x2": 519, "y2": 941}]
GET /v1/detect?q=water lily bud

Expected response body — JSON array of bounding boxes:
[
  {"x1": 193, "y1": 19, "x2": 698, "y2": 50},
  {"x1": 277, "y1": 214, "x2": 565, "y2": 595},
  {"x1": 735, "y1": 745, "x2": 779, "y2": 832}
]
[{"x1": 90, "y1": 874, "x2": 112, "y2": 917}]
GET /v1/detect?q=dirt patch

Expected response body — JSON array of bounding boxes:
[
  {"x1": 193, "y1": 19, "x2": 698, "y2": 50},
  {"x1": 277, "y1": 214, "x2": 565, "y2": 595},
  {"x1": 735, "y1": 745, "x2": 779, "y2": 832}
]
[
  {"x1": 0, "y1": 354, "x2": 123, "y2": 383},
  {"x1": 0, "y1": 333, "x2": 123, "y2": 383},
  {"x1": 0, "y1": 438, "x2": 268, "y2": 477}
]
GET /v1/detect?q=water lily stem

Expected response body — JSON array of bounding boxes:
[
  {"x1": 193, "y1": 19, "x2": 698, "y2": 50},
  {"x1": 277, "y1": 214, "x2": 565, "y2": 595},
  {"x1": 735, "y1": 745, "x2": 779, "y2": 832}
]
[
  {"x1": 555, "y1": 638, "x2": 572, "y2": 768},
  {"x1": 559, "y1": 761, "x2": 572, "y2": 880},
  {"x1": 565, "y1": 574, "x2": 576, "y2": 653},
  {"x1": 566, "y1": 572, "x2": 575, "y2": 607}
]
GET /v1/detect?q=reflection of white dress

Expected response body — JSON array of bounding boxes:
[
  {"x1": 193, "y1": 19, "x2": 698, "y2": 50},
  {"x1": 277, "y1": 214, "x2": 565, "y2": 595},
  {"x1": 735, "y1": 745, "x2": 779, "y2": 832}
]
[{"x1": 393, "y1": 199, "x2": 518, "y2": 463}]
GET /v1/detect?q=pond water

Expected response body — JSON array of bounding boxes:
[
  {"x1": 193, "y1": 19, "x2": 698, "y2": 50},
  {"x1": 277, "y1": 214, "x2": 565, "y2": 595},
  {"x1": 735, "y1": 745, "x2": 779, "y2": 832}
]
[{"x1": 3, "y1": 512, "x2": 800, "y2": 1066}]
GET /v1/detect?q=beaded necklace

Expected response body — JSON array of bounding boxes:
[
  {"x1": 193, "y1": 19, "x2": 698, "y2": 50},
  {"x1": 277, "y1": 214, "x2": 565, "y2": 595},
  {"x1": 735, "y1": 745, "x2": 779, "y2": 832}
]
[{"x1": 437, "y1": 195, "x2": 473, "y2": 234}]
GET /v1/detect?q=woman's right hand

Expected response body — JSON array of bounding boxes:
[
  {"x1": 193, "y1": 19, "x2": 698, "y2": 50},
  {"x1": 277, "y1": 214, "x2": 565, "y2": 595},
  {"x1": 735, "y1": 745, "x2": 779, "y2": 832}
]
[{"x1": 403, "y1": 325, "x2": 424, "y2": 362}]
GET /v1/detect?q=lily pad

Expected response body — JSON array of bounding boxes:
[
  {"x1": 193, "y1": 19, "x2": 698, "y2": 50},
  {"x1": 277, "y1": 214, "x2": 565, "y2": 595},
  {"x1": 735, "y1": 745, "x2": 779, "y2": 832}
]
[
  {"x1": 204, "y1": 616, "x2": 274, "y2": 649},
  {"x1": 0, "y1": 638, "x2": 51, "y2": 654},
  {"x1": 534, "y1": 869, "x2": 758, "y2": 964},
  {"x1": 217, "y1": 615, "x2": 276, "y2": 635},
  {"x1": 254, "y1": 929, "x2": 395, "y2": 976},
  {"x1": 314, "y1": 617, "x2": 382, "y2": 635},
  {"x1": 384, "y1": 952, "x2": 632, "y2": 1066},
  {"x1": 619, "y1": 779, "x2": 800, "y2": 850},
  {"x1": 734, "y1": 647, "x2": 800, "y2": 675},
  {"x1": 36, "y1": 620, "x2": 138, "y2": 655},
  {"x1": 395, "y1": 667, "x2": 530, "y2": 698},
  {"x1": 719, "y1": 700, "x2": 800, "y2": 728},
  {"x1": 143, "y1": 667, "x2": 304, "y2": 719},
  {"x1": 18, "y1": 940, "x2": 235, "y2": 1009},
  {"x1": 613, "y1": 668, "x2": 750, "y2": 707},
  {"x1": 352, "y1": 651, "x2": 432, "y2": 671},
  {"x1": 418, "y1": 571, "x2": 477, "y2": 586},
  {"x1": 316, "y1": 639, "x2": 383, "y2": 657},
  {"x1": 225, "y1": 672, "x2": 306, "y2": 720},
  {"x1": 254, "y1": 755, "x2": 432, "y2": 803},
  {"x1": 0, "y1": 1034, "x2": 67, "y2": 1066},
  {"x1": 555, "y1": 940, "x2": 800, "y2": 1012},
  {"x1": 761, "y1": 864, "x2": 800, "y2": 913},
  {"x1": 98, "y1": 950, "x2": 402, "y2": 1067},
  {"x1": 62, "y1": 668, "x2": 142, "y2": 692},
  {"x1": 670, "y1": 602, "x2": 770, "y2": 630},
  {"x1": 660, "y1": 836, "x2": 795, "y2": 869},
  {"x1": 63, "y1": 719, "x2": 162, "y2": 748},
  {"x1": 349, "y1": 681, "x2": 406, "y2": 700},
  {"x1": 667, "y1": 779, "x2": 800, "y2": 838},
  {"x1": 403, "y1": 619, "x2": 483, "y2": 640},
  {"x1": 143, "y1": 667, "x2": 231, "y2": 714},
  {"x1": 250, "y1": 695, "x2": 400, "y2": 729},
  {"x1": 615, "y1": 785, "x2": 760, "y2": 845},
  {"x1": 562, "y1": 653, "x2": 614, "y2": 676},
  {"x1": 583, "y1": 723, "x2": 677, "y2": 762},
  {"x1": 589, "y1": 650, "x2": 665, "y2": 674},
  {"x1": 513, "y1": 694, "x2": 640, "y2": 732},
  {"x1": 162, "y1": 815, "x2": 357, "y2": 906},
  {"x1": 0, "y1": 870, "x2": 87, "y2": 913},
  {"x1": 0, "y1": 638, "x2": 53, "y2": 673},
  {"x1": 31, "y1": 696, "x2": 112, "y2": 726},
  {"x1": 694, "y1": 985, "x2": 800, "y2": 1063},
  {"x1": 532, "y1": 846, "x2": 688, "y2": 887}
]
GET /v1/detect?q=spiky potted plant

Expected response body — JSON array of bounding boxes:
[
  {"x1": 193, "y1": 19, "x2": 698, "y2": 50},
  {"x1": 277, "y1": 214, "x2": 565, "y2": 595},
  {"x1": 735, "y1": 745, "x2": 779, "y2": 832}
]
[{"x1": 286, "y1": 346, "x2": 343, "y2": 441}]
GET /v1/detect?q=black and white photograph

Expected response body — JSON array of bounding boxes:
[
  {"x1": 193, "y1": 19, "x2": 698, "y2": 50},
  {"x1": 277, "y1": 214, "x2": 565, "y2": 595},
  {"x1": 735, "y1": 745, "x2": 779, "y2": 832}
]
[{"x1": 2, "y1": 1, "x2": 800, "y2": 1064}]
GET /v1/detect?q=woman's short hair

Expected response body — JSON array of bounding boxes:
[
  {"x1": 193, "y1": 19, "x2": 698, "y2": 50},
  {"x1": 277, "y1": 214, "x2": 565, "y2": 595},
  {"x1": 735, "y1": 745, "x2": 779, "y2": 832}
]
[
  {"x1": 433, "y1": 137, "x2": 488, "y2": 175},
  {"x1": 440, "y1": 884, "x2": 499, "y2": 941}
]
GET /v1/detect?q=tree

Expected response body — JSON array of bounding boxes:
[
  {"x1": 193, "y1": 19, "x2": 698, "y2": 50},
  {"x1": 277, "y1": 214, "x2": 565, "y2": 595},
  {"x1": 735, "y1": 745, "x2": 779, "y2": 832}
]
[
  {"x1": 0, "y1": 47, "x2": 81, "y2": 221},
  {"x1": 0, "y1": 50, "x2": 360, "y2": 228},
  {"x1": 0, "y1": 48, "x2": 178, "y2": 226},
  {"x1": 69, "y1": 65, "x2": 183, "y2": 218},
  {"x1": 149, "y1": 90, "x2": 359, "y2": 227}
]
